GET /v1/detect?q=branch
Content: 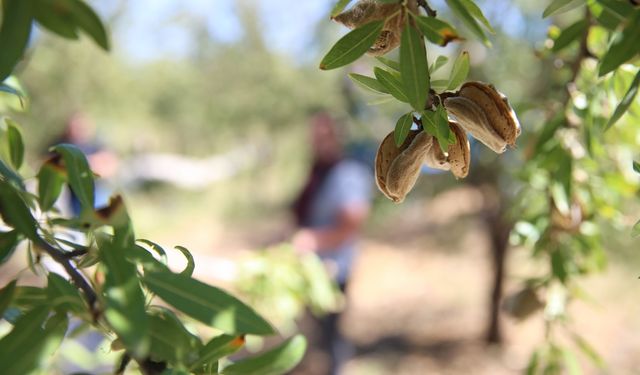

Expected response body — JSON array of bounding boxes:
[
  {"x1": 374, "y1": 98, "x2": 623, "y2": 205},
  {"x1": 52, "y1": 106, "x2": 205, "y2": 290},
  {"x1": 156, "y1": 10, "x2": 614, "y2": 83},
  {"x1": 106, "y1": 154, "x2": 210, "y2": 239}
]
[
  {"x1": 37, "y1": 238, "x2": 98, "y2": 315},
  {"x1": 417, "y1": 0, "x2": 437, "y2": 17},
  {"x1": 62, "y1": 248, "x2": 89, "y2": 258}
]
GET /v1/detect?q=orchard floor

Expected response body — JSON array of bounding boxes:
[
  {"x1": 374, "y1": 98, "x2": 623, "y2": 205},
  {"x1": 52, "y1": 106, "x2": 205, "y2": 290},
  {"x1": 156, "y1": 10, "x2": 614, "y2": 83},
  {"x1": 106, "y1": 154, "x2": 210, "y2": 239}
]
[
  {"x1": 3, "y1": 187, "x2": 639, "y2": 374},
  {"x1": 185, "y1": 187, "x2": 640, "y2": 375}
]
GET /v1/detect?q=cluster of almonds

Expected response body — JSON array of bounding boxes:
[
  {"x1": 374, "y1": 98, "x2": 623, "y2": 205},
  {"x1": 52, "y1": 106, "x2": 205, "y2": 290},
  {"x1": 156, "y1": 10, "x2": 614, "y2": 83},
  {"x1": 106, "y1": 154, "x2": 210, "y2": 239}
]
[
  {"x1": 375, "y1": 81, "x2": 522, "y2": 203},
  {"x1": 333, "y1": 0, "x2": 413, "y2": 56}
]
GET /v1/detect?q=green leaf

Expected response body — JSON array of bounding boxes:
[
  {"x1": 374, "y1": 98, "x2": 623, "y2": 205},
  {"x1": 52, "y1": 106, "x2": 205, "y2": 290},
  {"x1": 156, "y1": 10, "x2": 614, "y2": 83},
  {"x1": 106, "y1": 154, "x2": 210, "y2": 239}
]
[
  {"x1": 400, "y1": 23, "x2": 429, "y2": 111},
  {"x1": 632, "y1": 218, "x2": 640, "y2": 238},
  {"x1": 348, "y1": 73, "x2": 389, "y2": 94},
  {"x1": 552, "y1": 19, "x2": 588, "y2": 52},
  {"x1": 447, "y1": 51, "x2": 470, "y2": 90},
  {"x1": 458, "y1": 0, "x2": 495, "y2": 33},
  {"x1": 374, "y1": 67, "x2": 409, "y2": 102},
  {"x1": 430, "y1": 79, "x2": 449, "y2": 91},
  {"x1": 0, "y1": 230, "x2": 20, "y2": 264},
  {"x1": 394, "y1": 113, "x2": 414, "y2": 146},
  {"x1": 47, "y1": 272, "x2": 85, "y2": 313},
  {"x1": 137, "y1": 238, "x2": 168, "y2": 264},
  {"x1": 190, "y1": 334, "x2": 245, "y2": 371},
  {"x1": 11, "y1": 286, "x2": 47, "y2": 309},
  {"x1": 222, "y1": 335, "x2": 307, "y2": 375},
  {"x1": 330, "y1": 0, "x2": 353, "y2": 18},
  {"x1": 0, "y1": 83, "x2": 25, "y2": 108},
  {"x1": 147, "y1": 307, "x2": 202, "y2": 366},
  {"x1": 598, "y1": 10, "x2": 640, "y2": 76},
  {"x1": 0, "y1": 0, "x2": 33, "y2": 82},
  {"x1": 41, "y1": 311, "x2": 69, "y2": 360},
  {"x1": 562, "y1": 348, "x2": 581, "y2": 375},
  {"x1": 551, "y1": 250, "x2": 568, "y2": 283},
  {"x1": 142, "y1": 269, "x2": 275, "y2": 335},
  {"x1": 0, "y1": 280, "x2": 17, "y2": 318},
  {"x1": 633, "y1": 160, "x2": 640, "y2": 174},
  {"x1": 571, "y1": 333, "x2": 605, "y2": 368},
  {"x1": 0, "y1": 306, "x2": 50, "y2": 375},
  {"x1": 526, "y1": 350, "x2": 540, "y2": 375},
  {"x1": 543, "y1": 0, "x2": 585, "y2": 18},
  {"x1": 32, "y1": 0, "x2": 79, "y2": 39},
  {"x1": 52, "y1": 144, "x2": 95, "y2": 212},
  {"x1": 445, "y1": 0, "x2": 490, "y2": 46},
  {"x1": 435, "y1": 104, "x2": 452, "y2": 152},
  {"x1": 0, "y1": 159, "x2": 24, "y2": 190},
  {"x1": 37, "y1": 157, "x2": 67, "y2": 211},
  {"x1": 174, "y1": 245, "x2": 195, "y2": 277},
  {"x1": 99, "y1": 236, "x2": 149, "y2": 357},
  {"x1": 605, "y1": 70, "x2": 640, "y2": 130},
  {"x1": 68, "y1": 0, "x2": 110, "y2": 50},
  {"x1": 412, "y1": 14, "x2": 461, "y2": 46},
  {"x1": 4, "y1": 119, "x2": 24, "y2": 170},
  {"x1": 430, "y1": 55, "x2": 449, "y2": 73},
  {"x1": 320, "y1": 20, "x2": 384, "y2": 70},
  {"x1": 375, "y1": 56, "x2": 400, "y2": 71},
  {"x1": 0, "y1": 181, "x2": 39, "y2": 241}
]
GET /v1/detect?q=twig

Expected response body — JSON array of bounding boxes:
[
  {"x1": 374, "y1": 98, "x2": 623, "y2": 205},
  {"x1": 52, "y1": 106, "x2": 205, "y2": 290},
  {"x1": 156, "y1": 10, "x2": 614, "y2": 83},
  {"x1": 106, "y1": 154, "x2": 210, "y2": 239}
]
[
  {"x1": 37, "y1": 238, "x2": 98, "y2": 314},
  {"x1": 417, "y1": 0, "x2": 436, "y2": 17},
  {"x1": 62, "y1": 248, "x2": 89, "y2": 258}
]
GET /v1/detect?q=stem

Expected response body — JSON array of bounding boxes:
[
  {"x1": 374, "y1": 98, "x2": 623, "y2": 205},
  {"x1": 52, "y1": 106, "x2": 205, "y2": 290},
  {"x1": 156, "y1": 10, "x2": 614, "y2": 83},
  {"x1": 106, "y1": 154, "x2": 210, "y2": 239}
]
[
  {"x1": 37, "y1": 238, "x2": 98, "y2": 315},
  {"x1": 417, "y1": 0, "x2": 437, "y2": 17}
]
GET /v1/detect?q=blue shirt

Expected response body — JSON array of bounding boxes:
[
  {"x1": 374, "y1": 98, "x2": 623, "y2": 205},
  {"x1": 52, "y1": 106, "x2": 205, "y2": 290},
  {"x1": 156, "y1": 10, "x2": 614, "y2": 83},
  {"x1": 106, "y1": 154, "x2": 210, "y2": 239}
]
[{"x1": 307, "y1": 159, "x2": 373, "y2": 283}]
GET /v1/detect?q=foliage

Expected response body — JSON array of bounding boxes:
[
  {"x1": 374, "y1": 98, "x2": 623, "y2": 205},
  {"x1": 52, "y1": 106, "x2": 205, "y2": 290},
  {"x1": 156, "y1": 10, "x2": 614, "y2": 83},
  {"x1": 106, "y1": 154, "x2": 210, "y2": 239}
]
[
  {"x1": 321, "y1": 0, "x2": 639, "y2": 373},
  {"x1": 0, "y1": 1, "x2": 310, "y2": 374}
]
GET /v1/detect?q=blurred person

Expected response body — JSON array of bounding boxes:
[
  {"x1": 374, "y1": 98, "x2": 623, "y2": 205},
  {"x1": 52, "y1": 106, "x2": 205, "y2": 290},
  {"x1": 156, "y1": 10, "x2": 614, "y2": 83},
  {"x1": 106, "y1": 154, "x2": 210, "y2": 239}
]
[
  {"x1": 55, "y1": 112, "x2": 118, "y2": 215},
  {"x1": 291, "y1": 110, "x2": 373, "y2": 375}
]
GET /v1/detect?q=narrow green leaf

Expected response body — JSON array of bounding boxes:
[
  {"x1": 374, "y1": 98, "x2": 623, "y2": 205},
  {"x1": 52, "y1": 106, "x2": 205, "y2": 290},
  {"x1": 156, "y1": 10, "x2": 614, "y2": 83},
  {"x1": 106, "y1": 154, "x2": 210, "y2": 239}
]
[
  {"x1": 571, "y1": 333, "x2": 605, "y2": 368},
  {"x1": 599, "y1": 10, "x2": 640, "y2": 76},
  {"x1": 47, "y1": 272, "x2": 85, "y2": 313},
  {"x1": 0, "y1": 306, "x2": 50, "y2": 375},
  {"x1": 190, "y1": 334, "x2": 245, "y2": 371},
  {"x1": 68, "y1": 0, "x2": 110, "y2": 50},
  {"x1": 222, "y1": 335, "x2": 307, "y2": 375},
  {"x1": 459, "y1": 0, "x2": 495, "y2": 33},
  {"x1": 633, "y1": 160, "x2": 640, "y2": 174},
  {"x1": 11, "y1": 286, "x2": 47, "y2": 309},
  {"x1": 435, "y1": 104, "x2": 452, "y2": 152},
  {"x1": 445, "y1": 0, "x2": 490, "y2": 46},
  {"x1": 4, "y1": 119, "x2": 24, "y2": 170},
  {"x1": 375, "y1": 56, "x2": 400, "y2": 71},
  {"x1": 37, "y1": 157, "x2": 67, "y2": 211},
  {"x1": 552, "y1": 19, "x2": 588, "y2": 52},
  {"x1": 330, "y1": 0, "x2": 353, "y2": 18},
  {"x1": 52, "y1": 144, "x2": 95, "y2": 212},
  {"x1": 562, "y1": 349, "x2": 581, "y2": 375},
  {"x1": 605, "y1": 70, "x2": 640, "y2": 130},
  {"x1": 543, "y1": 0, "x2": 585, "y2": 18},
  {"x1": 41, "y1": 311, "x2": 68, "y2": 361},
  {"x1": 0, "y1": 230, "x2": 20, "y2": 264},
  {"x1": 394, "y1": 113, "x2": 414, "y2": 146},
  {"x1": 412, "y1": 14, "x2": 461, "y2": 46},
  {"x1": 0, "y1": 159, "x2": 24, "y2": 190},
  {"x1": 593, "y1": 0, "x2": 634, "y2": 22},
  {"x1": 632, "y1": 219, "x2": 640, "y2": 238},
  {"x1": 400, "y1": 23, "x2": 429, "y2": 111},
  {"x1": 0, "y1": 280, "x2": 17, "y2": 318},
  {"x1": 99, "y1": 236, "x2": 149, "y2": 357},
  {"x1": 0, "y1": 181, "x2": 39, "y2": 241},
  {"x1": 526, "y1": 350, "x2": 540, "y2": 375},
  {"x1": 33, "y1": 0, "x2": 79, "y2": 39},
  {"x1": 174, "y1": 245, "x2": 195, "y2": 277},
  {"x1": 348, "y1": 73, "x2": 389, "y2": 94},
  {"x1": 137, "y1": 238, "x2": 168, "y2": 264},
  {"x1": 0, "y1": 83, "x2": 25, "y2": 101},
  {"x1": 447, "y1": 51, "x2": 470, "y2": 90},
  {"x1": 430, "y1": 79, "x2": 449, "y2": 91},
  {"x1": 0, "y1": 0, "x2": 33, "y2": 82},
  {"x1": 430, "y1": 55, "x2": 449, "y2": 73},
  {"x1": 142, "y1": 269, "x2": 275, "y2": 335},
  {"x1": 320, "y1": 20, "x2": 384, "y2": 70},
  {"x1": 374, "y1": 67, "x2": 409, "y2": 102},
  {"x1": 147, "y1": 307, "x2": 202, "y2": 366},
  {"x1": 551, "y1": 250, "x2": 568, "y2": 283}
]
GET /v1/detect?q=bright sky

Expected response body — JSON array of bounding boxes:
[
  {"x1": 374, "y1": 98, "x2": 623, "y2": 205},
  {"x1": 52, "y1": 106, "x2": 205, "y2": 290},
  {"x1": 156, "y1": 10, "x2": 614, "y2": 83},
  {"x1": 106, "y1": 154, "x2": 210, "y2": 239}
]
[
  {"x1": 90, "y1": 0, "x2": 542, "y2": 64},
  {"x1": 93, "y1": 0, "x2": 334, "y2": 63}
]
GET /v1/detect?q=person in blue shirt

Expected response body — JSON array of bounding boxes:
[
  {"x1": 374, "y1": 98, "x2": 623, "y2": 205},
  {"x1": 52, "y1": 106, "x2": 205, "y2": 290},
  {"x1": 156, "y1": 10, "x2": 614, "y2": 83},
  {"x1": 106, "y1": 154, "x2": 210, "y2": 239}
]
[{"x1": 291, "y1": 110, "x2": 373, "y2": 375}]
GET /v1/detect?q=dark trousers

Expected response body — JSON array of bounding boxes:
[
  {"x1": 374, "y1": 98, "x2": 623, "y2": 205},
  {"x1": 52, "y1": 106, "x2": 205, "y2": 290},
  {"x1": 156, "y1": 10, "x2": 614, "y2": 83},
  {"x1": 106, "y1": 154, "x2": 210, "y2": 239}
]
[{"x1": 319, "y1": 282, "x2": 351, "y2": 375}]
